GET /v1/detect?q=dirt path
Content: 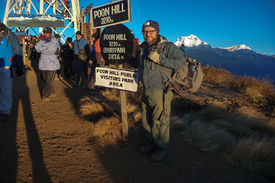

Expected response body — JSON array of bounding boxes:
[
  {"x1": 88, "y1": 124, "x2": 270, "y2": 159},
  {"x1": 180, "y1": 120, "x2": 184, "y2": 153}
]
[{"x1": 0, "y1": 59, "x2": 272, "y2": 183}]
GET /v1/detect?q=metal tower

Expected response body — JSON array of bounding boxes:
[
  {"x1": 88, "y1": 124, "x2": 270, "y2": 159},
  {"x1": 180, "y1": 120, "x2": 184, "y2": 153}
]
[{"x1": 3, "y1": 0, "x2": 81, "y2": 42}]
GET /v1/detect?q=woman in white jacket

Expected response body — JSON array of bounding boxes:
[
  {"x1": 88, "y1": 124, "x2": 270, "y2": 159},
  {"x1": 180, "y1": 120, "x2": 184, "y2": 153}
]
[{"x1": 35, "y1": 27, "x2": 60, "y2": 101}]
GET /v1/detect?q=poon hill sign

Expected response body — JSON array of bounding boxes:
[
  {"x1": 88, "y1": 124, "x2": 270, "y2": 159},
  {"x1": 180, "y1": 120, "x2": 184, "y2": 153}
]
[{"x1": 91, "y1": 0, "x2": 131, "y2": 28}]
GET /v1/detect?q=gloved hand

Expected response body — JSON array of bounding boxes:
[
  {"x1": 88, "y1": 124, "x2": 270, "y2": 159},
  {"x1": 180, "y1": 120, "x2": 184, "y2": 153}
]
[
  {"x1": 0, "y1": 23, "x2": 7, "y2": 32},
  {"x1": 54, "y1": 48, "x2": 60, "y2": 55},
  {"x1": 148, "y1": 51, "x2": 160, "y2": 64},
  {"x1": 16, "y1": 69, "x2": 23, "y2": 76}
]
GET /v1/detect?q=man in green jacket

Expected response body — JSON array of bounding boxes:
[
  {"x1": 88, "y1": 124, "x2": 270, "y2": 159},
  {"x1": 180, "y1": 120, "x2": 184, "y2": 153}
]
[{"x1": 129, "y1": 20, "x2": 186, "y2": 161}]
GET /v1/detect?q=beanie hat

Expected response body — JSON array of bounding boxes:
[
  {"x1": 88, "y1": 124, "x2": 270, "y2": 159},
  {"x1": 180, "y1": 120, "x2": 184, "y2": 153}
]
[
  {"x1": 92, "y1": 32, "x2": 99, "y2": 39},
  {"x1": 76, "y1": 31, "x2": 82, "y2": 35},
  {"x1": 67, "y1": 37, "x2": 72, "y2": 43},
  {"x1": 43, "y1": 27, "x2": 52, "y2": 33},
  {"x1": 142, "y1": 20, "x2": 159, "y2": 34}
]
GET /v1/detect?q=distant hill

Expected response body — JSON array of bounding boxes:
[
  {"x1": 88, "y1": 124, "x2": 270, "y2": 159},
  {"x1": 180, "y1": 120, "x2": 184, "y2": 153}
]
[{"x1": 174, "y1": 35, "x2": 275, "y2": 81}]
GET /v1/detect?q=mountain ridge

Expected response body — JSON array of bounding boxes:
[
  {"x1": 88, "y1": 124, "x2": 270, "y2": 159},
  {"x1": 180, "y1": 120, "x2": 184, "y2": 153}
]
[{"x1": 174, "y1": 35, "x2": 275, "y2": 81}]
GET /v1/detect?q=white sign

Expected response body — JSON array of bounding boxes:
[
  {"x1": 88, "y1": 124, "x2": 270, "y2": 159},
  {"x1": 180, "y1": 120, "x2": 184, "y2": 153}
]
[{"x1": 95, "y1": 67, "x2": 139, "y2": 92}]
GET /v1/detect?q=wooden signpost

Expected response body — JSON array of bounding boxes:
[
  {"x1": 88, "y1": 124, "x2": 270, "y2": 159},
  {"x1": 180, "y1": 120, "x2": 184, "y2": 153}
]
[{"x1": 92, "y1": 1, "x2": 134, "y2": 141}]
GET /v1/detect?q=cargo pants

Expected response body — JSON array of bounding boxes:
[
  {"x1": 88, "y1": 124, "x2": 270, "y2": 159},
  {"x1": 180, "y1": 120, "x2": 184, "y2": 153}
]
[
  {"x1": 141, "y1": 90, "x2": 173, "y2": 149},
  {"x1": 41, "y1": 70, "x2": 56, "y2": 98}
]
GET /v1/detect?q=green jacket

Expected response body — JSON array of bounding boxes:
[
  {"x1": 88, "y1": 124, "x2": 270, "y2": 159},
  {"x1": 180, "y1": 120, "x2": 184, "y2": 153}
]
[{"x1": 129, "y1": 35, "x2": 186, "y2": 91}]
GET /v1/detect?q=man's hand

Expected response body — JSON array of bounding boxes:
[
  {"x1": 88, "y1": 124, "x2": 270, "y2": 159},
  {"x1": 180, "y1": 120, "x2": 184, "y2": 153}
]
[
  {"x1": 132, "y1": 40, "x2": 139, "y2": 57},
  {"x1": 68, "y1": 42, "x2": 72, "y2": 48},
  {"x1": 148, "y1": 51, "x2": 160, "y2": 64},
  {"x1": 16, "y1": 69, "x2": 23, "y2": 76},
  {"x1": 0, "y1": 23, "x2": 7, "y2": 32}
]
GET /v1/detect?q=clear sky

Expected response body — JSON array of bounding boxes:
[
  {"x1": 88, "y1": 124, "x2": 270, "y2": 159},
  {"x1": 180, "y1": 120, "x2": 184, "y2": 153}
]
[{"x1": 1, "y1": 0, "x2": 275, "y2": 55}]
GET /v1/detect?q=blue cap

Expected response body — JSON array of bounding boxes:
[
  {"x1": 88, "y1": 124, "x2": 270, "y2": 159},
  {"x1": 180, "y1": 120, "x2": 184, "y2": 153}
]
[{"x1": 43, "y1": 27, "x2": 52, "y2": 33}]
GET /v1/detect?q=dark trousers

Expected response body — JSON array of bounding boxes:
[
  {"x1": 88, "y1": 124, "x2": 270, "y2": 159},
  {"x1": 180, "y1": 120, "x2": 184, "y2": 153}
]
[
  {"x1": 83, "y1": 60, "x2": 88, "y2": 79},
  {"x1": 63, "y1": 59, "x2": 73, "y2": 79},
  {"x1": 87, "y1": 60, "x2": 98, "y2": 86},
  {"x1": 56, "y1": 61, "x2": 62, "y2": 77},
  {"x1": 72, "y1": 57, "x2": 84, "y2": 86},
  {"x1": 41, "y1": 70, "x2": 56, "y2": 98}
]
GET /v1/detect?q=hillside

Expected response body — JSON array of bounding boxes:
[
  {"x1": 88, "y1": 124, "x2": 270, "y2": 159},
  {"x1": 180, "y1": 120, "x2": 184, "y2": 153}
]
[{"x1": 0, "y1": 58, "x2": 274, "y2": 183}]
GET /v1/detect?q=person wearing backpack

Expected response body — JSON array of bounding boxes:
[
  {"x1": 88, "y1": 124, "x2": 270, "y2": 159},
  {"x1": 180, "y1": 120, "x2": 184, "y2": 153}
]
[
  {"x1": 128, "y1": 20, "x2": 186, "y2": 161},
  {"x1": 70, "y1": 31, "x2": 91, "y2": 87},
  {"x1": 0, "y1": 21, "x2": 24, "y2": 122}
]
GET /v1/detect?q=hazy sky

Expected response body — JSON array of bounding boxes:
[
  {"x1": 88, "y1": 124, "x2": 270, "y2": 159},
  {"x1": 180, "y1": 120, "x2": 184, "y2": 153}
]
[{"x1": 1, "y1": 0, "x2": 275, "y2": 55}]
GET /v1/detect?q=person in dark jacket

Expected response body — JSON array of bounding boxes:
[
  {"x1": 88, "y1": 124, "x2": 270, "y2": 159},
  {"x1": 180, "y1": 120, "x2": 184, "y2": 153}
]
[
  {"x1": 70, "y1": 31, "x2": 90, "y2": 87},
  {"x1": 54, "y1": 34, "x2": 63, "y2": 78},
  {"x1": 128, "y1": 20, "x2": 186, "y2": 162},
  {"x1": 63, "y1": 37, "x2": 74, "y2": 79},
  {"x1": 0, "y1": 21, "x2": 23, "y2": 122},
  {"x1": 85, "y1": 32, "x2": 99, "y2": 89}
]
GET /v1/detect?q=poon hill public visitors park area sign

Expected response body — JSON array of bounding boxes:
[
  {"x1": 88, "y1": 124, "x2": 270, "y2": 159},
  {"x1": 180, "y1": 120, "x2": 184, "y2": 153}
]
[
  {"x1": 92, "y1": 0, "x2": 135, "y2": 140},
  {"x1": 92, "y1": 0, "x2": 138, "y2": 92}
]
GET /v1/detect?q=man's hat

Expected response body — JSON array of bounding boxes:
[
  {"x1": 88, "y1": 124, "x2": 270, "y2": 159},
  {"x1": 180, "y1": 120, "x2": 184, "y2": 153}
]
[
  {"x1": 92, "y1": 32, "x2": 99, "y2": 39},
  {"x1": 76, "y1": 31, "x2": 82, "y2": 35},
  {"x1": 142, "y1": 20, "x2": 160, "y2": 34},
  {"x1": 43, "y1": 27, "x2": 52, "y2": 33},
  {"x1": 67, "y1": 37, "x2": 72, "y2": 43}
]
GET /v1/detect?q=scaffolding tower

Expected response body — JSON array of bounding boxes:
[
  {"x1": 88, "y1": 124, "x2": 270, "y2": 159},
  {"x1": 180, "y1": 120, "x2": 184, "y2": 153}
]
[{"x1": 3, "y1": 0, "x2": 81, "y2": 42}]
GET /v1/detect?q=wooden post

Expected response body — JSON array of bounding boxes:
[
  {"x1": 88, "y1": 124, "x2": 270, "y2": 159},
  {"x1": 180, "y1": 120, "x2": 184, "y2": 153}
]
[{"x1": 118, "y1": 64, "x2": 128, "y2": 141}]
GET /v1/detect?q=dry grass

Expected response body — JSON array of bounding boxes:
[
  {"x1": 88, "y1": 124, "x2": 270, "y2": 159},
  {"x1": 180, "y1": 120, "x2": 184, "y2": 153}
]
[
  {"x1": 223, "y1": 138, "x2": 275, "y2": 178},
  {"x1": 91, "y1": 116, "x2": 122, "y2": 140},
  {"x1": 79, "y1": 88, "x2": 141, "y2": 143},
  {"x1": 171, "y1": 106, "x2": 275, "y2": 178},
  {"x1": 181, "y1": 118, "x2": 235, "y2": 152},
  {"x1": 203, "y1": 66, "x2": 275, "y2": 117}
]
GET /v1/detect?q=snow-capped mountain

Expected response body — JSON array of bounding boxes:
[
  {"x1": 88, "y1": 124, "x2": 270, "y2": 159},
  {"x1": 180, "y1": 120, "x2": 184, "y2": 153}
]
[
  {"x1": 175, "y1": 35, "x2": 275, "y2": 81},
  {"x1": 175, "y1": 35, "x2": 209, "y2": 47}
]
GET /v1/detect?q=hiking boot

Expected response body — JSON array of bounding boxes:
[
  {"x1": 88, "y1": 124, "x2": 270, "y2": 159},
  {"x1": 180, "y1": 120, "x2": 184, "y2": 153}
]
[
  {"x1": 150, "y1": 147, "x2": 167, "y2": 162},
  {"x1": 42, "y1": 96, "x2": 50, "y2": 101},
  {"x1": 0, "y1": 113, "x2": 10, "y2": 122},
  {"x1": 139, "y1": 142, "x2": 156, "y2": 153}
]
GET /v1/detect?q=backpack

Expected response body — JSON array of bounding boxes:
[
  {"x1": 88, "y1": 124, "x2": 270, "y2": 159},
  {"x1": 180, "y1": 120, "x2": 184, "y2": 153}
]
[{"x1": 155, "y1": 42, "x2": 203, "y2": 97}]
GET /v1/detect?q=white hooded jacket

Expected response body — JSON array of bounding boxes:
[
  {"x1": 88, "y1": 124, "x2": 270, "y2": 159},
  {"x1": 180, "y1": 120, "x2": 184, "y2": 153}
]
[{"x1": 35, "y1": 36, "x2": 60, "y2": 71}]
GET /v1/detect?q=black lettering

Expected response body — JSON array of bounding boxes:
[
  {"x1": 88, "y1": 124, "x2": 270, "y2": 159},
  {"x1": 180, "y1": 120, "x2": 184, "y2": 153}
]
[
  {"x1": 97, "y1": 69, "x2": 108, "y2": 74},
  {"x1": 122, "y1": 78, "x2": 134, "y2": 83}
]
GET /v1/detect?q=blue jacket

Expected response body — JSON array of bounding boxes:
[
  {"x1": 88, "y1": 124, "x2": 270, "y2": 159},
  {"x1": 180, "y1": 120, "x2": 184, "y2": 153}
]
[
  {"x1": 73, "y1": 38, "x2": 91, "y2": 60},
  {"x1": 35, "y1": 36, "x2": 60, "y2": 71},
  {"x1": 128, "y1": 35, "x2": 186, "y2": 91},
  {"x1": 0, "y1": 29, "x2": 23, "y2": 70}
]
